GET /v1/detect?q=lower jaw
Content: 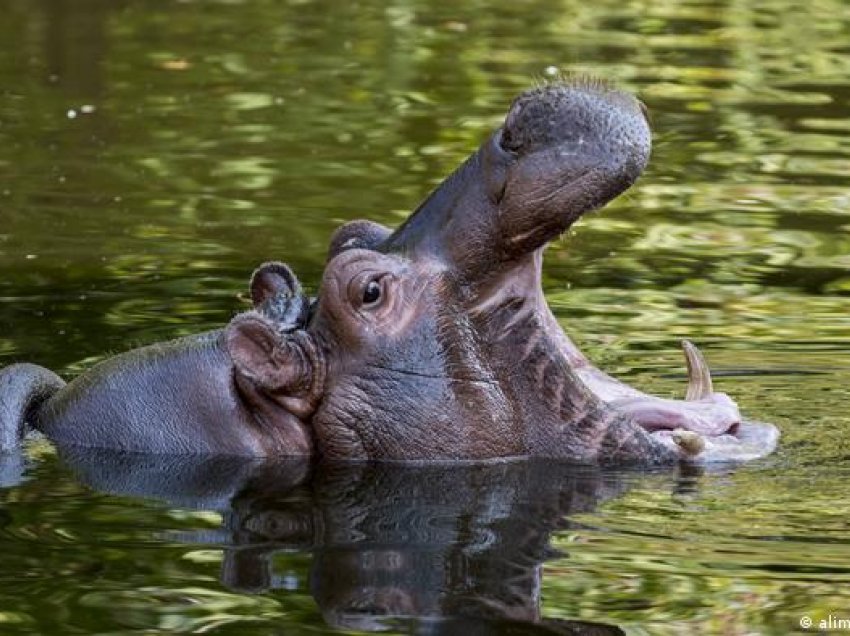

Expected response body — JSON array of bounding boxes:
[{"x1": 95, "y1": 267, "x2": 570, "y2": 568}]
[
  {"x1": 650, "y1": 420, "x2": 780, "y2": 463},
  {"x1": 696, "y1": 420, "x2": 780, "y2": 462}
]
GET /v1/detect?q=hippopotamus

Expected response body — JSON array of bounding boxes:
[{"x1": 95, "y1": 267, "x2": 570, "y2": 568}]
[{"x1": 0, "y1": 80, "x2": 779, "y2": 463}]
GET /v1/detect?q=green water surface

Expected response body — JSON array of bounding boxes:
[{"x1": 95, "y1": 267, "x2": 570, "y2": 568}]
[{"x1": 1, "y1": 0, "x2": 850, "y2": 633}]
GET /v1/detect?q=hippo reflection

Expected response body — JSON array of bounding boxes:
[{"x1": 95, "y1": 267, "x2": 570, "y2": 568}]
[
  {"x1": 61, "y1": 448, "x2": 654, "y2": 634},
  {"x1": 0, "y1": 80, "x2": 778, "y2": 463}
]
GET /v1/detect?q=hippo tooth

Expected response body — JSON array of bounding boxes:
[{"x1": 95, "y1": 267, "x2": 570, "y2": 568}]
[
  {"x1": 682, "y1": 340, "x2": 713, "y2": 401},
  {"x1": 672, "y1": 429, "x2": 706, "y2": 456}
]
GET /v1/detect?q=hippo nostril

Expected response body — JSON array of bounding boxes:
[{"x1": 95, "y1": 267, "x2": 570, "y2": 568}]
[
  {"x1": 493, "y1": 128, "x2": 519, "y2": 159},
  {"x1": 501, "y1": 96, "x2": 526, "y2": 147},
  {"x1": 638, "y1": 100, "x2": 652, "y2": 129},
  {"x1": 500, "y1": 115, "x2": 521, "y2": 154}
]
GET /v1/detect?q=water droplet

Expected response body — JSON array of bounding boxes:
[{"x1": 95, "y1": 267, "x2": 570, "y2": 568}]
[
  {"x1": 80, "y1": 104, "x2": 96, "y2": 114},
  {"x1": 544, "y1": 65, "x2": 559, "y2": 77},
  {"x1": 67, "y1": 109, "x2": 77, "y2": 119},
  {"x1": 25, "y1": 254, "x2": 37, "y2": 260},
  {"x1": 443, "y1": 21, "x2": 467, "y2": 33},
  {"x1": 160, "y1": 59, "x2": 190, "y2": 71}
]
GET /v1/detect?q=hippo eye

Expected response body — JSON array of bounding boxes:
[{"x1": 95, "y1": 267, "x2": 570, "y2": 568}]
[
  {"x1": 363, "y1": 280, "x2": 381, "y2": 305},
  {"x1": 347, "y1": 271, "x2": 390, "y2": 312}
]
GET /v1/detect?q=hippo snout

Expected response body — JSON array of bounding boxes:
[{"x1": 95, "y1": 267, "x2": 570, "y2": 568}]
[
  {"x1": 500, "y1": 79, "x2": 651, "y2": 171},
  {"x1": 493, "y1": 80, "x2": 652, "y2": 261},
  {"x1": 381, "y1": 79, "x2": 653, "y2": 277}
]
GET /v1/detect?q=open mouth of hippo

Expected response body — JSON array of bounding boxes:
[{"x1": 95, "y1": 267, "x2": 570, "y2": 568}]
[
  {"x1": 236, "y1": 79, "x2": 779, "y2": 464},
  {"x1": 381, "y1": 80, "x2": 779, "y2": 462},
  {"x1": 529, "y1": 86, "x2": 776, "y2": 461},
  {"x1": 502, "y1": 83, "x2": 778, "y2": 461},
  {"x1": 570, "y1": 337, "x2": 779, "y2": 462}
]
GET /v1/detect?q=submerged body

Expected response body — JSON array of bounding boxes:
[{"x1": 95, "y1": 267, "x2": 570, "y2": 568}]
[
  {"x1": 0, "y1": 80, "x2": 779, "y2": 463},
  {"x1": 25, "y1": 332, "x2": 306, "y2": 455},
  {"x1": 0, "y1": 264, "x2": 316, "y2": 456}
]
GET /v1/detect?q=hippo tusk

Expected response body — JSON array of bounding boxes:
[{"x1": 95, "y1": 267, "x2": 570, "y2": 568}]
[{"x1": 682, "y1": 340, "x2": 713, "y2": 401}]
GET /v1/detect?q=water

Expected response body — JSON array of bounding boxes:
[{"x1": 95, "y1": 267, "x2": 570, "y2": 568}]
[{"x1": 1, "y1": 0, "x2": 849, "y2": 633}]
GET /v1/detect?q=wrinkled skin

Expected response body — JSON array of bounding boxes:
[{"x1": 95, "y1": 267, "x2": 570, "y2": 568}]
[
  {"x1": 228, "y1": 80, "x2": 777, "y2": 463},
  {"x1": 0, "y1": 80, "x2": 778, "y2": 463}
]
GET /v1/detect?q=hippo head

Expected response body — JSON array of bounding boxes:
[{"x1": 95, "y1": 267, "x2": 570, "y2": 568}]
[{"x1": 226, "y1": 80, "x2": 779, "y2": 464}]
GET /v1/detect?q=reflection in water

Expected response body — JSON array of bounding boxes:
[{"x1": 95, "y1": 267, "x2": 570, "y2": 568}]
[
  {"x1": 0, "y1": 449, "x2": 27, "y2": 489},
  {"x1": 57, "y1": 447, "x2": 673, "y2": 634}
]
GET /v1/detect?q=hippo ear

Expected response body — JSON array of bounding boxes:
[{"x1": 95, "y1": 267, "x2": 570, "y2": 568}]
[
  {"x1": 226, "y1": 313, "x2": 316, "y2": 395},
  {"x1": 327, "y1": 220, "x2": 392, "y2": 261},
  {"x1": 249, "y1": 262, "x2": 302, "y2": 307}
]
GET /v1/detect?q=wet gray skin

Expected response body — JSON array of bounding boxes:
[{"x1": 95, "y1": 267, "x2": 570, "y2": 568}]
[
  {"x1": 0, "y1": 80, "x2": 778, "y2": 463},
  {"x1": 0, "y1": 263, "x2": 318, "y2": 455}
]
